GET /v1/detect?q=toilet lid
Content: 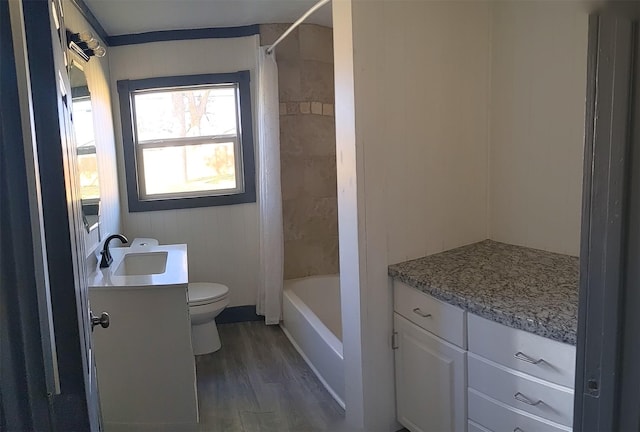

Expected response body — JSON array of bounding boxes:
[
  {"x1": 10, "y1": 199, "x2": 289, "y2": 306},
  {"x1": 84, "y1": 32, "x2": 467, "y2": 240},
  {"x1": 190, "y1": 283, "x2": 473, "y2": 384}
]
[{"x1": 188, "y1": 282, "x2": 229, "y2": 306}]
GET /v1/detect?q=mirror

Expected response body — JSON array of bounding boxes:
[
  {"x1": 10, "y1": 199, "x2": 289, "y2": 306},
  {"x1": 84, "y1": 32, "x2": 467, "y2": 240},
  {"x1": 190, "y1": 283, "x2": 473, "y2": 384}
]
[{"x1": 69, "y1": 60, "x2": 101, "y2": 233}]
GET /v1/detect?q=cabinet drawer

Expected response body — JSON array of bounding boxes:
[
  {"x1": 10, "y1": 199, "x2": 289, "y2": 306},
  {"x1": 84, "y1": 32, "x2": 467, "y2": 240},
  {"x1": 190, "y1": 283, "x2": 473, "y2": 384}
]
[
  {"x1": 468, "y1": 313, "x2": 575, "y2": 387},
  {"x1": 468, "y1": 388, "x2": 571, "y2": 432},
  {"x1": 394, "y1": 281, "x2": 466, "y2": 348},
  {"x1": 468, "y1": 353, "x2": 573, "y2": 426}
]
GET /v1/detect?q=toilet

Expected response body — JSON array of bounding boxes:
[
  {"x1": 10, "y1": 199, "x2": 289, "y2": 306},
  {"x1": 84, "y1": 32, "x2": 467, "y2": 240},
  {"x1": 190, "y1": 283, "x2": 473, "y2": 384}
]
[{"x1": 188, "y1": 282, "x2": 229, "y2": 355}]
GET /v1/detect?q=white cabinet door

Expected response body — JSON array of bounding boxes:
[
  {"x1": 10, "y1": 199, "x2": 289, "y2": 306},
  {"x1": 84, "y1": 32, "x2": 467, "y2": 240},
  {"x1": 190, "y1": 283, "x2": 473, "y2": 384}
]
[{"x1": 394, "y1": 313, "x2": 467, "y2": 432}]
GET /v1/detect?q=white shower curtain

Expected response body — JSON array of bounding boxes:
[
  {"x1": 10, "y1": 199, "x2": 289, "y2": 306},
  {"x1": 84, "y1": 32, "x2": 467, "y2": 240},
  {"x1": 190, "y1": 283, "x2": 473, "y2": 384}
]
[{"x1": 256, "y1": 47, "x2": 284, "y2": 325}]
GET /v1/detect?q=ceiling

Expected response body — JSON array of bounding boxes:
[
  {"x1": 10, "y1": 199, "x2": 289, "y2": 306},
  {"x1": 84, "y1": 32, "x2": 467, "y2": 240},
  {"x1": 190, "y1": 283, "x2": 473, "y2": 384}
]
[{"x1": 83, "y1": 0, "x2": 333, "y2": 36}]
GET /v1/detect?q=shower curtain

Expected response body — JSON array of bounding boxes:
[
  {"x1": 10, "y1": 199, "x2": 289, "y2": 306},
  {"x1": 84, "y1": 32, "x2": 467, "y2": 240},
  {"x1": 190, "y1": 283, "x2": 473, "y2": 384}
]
[{"x1": 256, "y1": 47, "x2": 284, "y2": 325}]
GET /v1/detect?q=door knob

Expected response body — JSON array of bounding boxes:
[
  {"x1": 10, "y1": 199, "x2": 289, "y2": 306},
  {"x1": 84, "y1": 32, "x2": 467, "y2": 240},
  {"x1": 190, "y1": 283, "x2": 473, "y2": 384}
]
[{"x1": 91, "y1": 312, "x2": 110, "y2": 330}]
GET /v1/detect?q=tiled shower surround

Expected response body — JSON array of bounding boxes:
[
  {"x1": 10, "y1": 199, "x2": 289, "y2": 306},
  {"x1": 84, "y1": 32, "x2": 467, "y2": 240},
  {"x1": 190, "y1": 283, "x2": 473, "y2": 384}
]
[{"x1": 260, "y1": 24, "x2": 338, "y2": 280}]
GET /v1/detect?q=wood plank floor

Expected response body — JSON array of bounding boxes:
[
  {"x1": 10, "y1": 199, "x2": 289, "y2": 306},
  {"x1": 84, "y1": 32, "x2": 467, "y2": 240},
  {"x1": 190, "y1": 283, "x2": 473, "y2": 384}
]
[{"x1": 195, "y1": 321, "x2": 349, "y2": 432}]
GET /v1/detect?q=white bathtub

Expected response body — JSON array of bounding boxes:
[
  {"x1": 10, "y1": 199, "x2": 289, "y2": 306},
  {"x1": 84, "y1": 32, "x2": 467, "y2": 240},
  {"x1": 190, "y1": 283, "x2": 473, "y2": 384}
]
[{"x1": 281, "y1": 275, "x2": 344, "y2": 408}]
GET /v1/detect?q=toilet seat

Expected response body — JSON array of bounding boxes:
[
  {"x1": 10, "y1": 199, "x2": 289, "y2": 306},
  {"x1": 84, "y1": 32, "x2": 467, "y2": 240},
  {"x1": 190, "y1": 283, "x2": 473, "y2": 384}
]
[{"x1": 188, "y1": 282, "x2": 229, "y2": 307}]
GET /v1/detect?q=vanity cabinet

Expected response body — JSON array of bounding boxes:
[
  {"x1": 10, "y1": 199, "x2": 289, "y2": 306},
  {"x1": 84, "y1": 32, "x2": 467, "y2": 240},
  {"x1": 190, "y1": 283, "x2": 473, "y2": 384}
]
[
  {"x1": 393, "y1": 280, "x2": 576, "y2": 432},
  {"x1": 393, "y1": 282, "x2": 467, "y2": 432},
  {"x1": 90, "y1": 285, "x2": 198, "y2": 430},
  {"x1": 88, "y1": 244, "x2": 198, "y2": 431}
]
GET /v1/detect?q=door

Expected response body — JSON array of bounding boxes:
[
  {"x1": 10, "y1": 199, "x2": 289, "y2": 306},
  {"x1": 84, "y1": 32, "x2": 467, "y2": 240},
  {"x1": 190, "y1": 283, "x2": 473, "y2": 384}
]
[
  {"x1": 1, "y1": 1, "x2": 57, "y2": 429},
  {"x1": 574, "y1": 7, "x2": 640, "y2": 431},
  {"x1": 394, "y1": 313, "x2": 466, "y2": 432},
  {"x1": 21, "y1": 0, "x2": 103, "y2": 430},
  {"x1": 617, "y1": 19, "x2": 640, "y2": 430}
]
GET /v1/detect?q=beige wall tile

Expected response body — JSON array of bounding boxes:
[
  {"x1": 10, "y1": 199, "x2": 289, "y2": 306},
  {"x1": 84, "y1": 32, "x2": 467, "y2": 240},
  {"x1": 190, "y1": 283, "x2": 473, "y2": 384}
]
[
  {"x1": 263, "y1": 23, "x2": 338, "y2": 279},
  {"x1": 282, "y1": 195, "x2": 339, "y2": 278},
  {"x1": 282, "y1": 198, "x2": 306, "y2": 241},
  {"x1": 284, "y1": 240, "x2": 324, "y2": 279},
  {"x1": 280, "y1": 154, "x2": 305, "y2": 200},
  {"x1": 277, "y1": 60, "x2": 301, "y2": 101},
  {"x1": 316, "y1": 236, "x2": 340, "y2": 275},
  {"x1": 304, "y1": 156, "x2": 338, "y2": 198},
  {"x1": 283, "y1": 239, "x2": 304, "y2": 279},
  {"x1": 299, "y1": 115, "x2": 336, "y2": 156},
  {"x1": 301, "y1": 60, "x2": 335, "y2": 103},
  {"x1": 259, "y1": 24, "x2": 300, "y2": 61},
  {"x1": 302, "y1": 197, "x2": 338, "y2": 241},
  {"x1": 283, "y1": 235, "x2": 339, "y2": 279},
  {"x1": 259, "y1": 23, "x2": 288, "y2": 45},
  {"x1": 279, "y1": 116, "x2": 305, "y2": 157},
  {"x1": 299, "y1": 24, "x2": 334, "y2": 63}
]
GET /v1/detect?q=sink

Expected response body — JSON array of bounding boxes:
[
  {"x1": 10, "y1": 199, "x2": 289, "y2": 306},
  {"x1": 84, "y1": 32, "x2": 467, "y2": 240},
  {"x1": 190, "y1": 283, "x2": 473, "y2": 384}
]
[
  {"x1": 114, "y1": 251, "x2": 168, "y2": 276},
  {"x1": 89, "y1": 244, "x2": 187, "y2": 288}
]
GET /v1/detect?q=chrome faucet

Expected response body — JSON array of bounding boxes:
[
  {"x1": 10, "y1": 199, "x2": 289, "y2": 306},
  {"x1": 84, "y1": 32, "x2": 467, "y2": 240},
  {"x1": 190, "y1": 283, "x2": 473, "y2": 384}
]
[{"x1": 100, "y1": 234, "x2": 129, "y2": 268}]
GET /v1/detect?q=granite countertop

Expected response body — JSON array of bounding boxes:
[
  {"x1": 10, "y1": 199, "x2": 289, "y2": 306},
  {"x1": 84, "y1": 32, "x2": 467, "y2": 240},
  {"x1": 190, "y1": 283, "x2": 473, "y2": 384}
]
[{"x1": 388, "y1": 240, "x2": 580, "y2": 345}]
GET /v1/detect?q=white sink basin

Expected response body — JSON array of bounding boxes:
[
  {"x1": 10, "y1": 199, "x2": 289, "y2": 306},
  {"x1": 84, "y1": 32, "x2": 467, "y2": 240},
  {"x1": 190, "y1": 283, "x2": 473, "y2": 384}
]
[
  {"x1": 114, "y1": 251, "x2": 168, "y2": 276},
  {"x1": 89, "y1": 244, "x2": 188, "y2": 289}
]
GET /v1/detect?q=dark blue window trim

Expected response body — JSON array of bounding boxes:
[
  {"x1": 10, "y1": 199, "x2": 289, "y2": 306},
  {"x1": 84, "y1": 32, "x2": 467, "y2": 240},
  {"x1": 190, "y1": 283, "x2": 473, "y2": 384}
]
[
  {"x1": 107, "y1": 25, "x2": 260, "y2": 46},
  {"x1": 117, "y1": 71, "x2": 256, "y2": 212},
  {"x1": 68, "y1": 0, "x2": 260, "y2": 47}
]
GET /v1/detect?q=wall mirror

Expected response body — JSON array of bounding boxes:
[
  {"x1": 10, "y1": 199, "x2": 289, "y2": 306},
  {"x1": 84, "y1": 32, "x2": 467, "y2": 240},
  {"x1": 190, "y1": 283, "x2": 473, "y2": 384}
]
[{"x1": 69, "y1": 60, "x2": 101, "y2": 233}]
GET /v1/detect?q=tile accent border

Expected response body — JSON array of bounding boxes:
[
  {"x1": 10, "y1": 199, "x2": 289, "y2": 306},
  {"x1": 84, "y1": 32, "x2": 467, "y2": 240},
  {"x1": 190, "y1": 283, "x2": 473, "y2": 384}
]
[{"x1": 279, "y1": 101, "x2": 335, "y2": 117}]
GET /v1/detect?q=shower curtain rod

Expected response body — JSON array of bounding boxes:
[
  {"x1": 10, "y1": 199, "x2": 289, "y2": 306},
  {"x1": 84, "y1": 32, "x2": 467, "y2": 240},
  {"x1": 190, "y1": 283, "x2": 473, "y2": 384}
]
[{"x1": 266, "y1": 0, "x2": 331, "y2": 55}]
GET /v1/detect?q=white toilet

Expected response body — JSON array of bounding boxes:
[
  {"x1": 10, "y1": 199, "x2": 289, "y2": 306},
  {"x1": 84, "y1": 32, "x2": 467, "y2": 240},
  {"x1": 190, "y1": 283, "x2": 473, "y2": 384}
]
[{"x1": 188, "y1": 282, "x2": 230, "y2": 355}]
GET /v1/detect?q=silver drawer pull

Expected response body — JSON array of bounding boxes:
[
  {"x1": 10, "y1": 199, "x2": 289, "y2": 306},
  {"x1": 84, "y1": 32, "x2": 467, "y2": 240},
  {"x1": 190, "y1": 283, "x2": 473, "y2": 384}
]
[
  {"x1": 412, "y1": 307, "x2": 432, "y2": 318},
  {"x1": 514, "y1": 392, "x2": 543, "y2": 406},
  {"x1": 514, "y1": 428, "x2": 524, "y2": 432},
  {"x1": 514, "y1": 351, "x2": 545, "y2": 365}
]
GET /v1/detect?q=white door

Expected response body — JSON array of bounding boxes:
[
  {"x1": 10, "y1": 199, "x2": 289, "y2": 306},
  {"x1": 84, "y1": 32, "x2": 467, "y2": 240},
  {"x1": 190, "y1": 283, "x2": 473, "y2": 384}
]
[
  {"x1": 53, "y1": 14, "x2": 104, "y2": 432},
  {"x1": 394, "y1": 313, "x2": 467, "y2": 432},
  {"x1": 20, "y1": 0, "x2": 104, "y2": 429}
]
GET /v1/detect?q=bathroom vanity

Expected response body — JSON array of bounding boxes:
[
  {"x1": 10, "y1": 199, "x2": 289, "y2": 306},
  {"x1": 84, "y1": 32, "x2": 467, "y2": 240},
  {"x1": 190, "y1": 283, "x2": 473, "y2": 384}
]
[
  {"x1": 88, "y1": 244, "x2": 198, "y2": 431},
  {"x1": 389, "y1": 240, "x2": 579, "y2": 432}
]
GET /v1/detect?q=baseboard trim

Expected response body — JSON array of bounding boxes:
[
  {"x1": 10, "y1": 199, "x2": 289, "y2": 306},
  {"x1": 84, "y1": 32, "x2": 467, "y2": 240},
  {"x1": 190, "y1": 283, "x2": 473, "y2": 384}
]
[{"x1": 216, "y1": 305, "x2": 263, "y2": 324}]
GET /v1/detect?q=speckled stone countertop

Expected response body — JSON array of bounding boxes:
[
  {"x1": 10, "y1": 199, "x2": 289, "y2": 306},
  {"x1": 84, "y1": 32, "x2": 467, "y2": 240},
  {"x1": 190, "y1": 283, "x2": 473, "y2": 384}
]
[{"x1": 388, "y1": 240, "x2": 579, "y2": 345}]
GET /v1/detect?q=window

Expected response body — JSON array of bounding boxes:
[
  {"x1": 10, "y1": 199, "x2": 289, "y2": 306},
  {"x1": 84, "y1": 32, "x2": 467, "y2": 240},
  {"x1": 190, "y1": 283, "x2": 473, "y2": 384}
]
[{"x1": 117, "y1": 71, "x2": 255, "y2": 212}]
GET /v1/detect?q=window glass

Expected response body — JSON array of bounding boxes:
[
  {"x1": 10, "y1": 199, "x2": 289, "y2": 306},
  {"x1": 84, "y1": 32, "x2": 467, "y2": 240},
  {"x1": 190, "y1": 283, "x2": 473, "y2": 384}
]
[
  {"x1": 141, "y1": 142, "x2": 237, "y2": 196},
  {"x1": 117, "y1": 72, "x2": 255, "y2": 212},
  {"x1": 131, "y1": 85, "x2": 243, "y2": 199},
  {"x1": 133, "y1": 85, "x2": 238, "y2": 141}
]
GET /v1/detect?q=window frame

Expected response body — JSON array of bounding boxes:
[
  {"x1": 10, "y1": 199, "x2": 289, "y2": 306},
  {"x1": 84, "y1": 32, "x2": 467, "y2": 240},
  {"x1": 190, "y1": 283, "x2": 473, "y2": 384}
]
[{"x1": 117, "y1": 71, "x2": 256, "y2": 212}]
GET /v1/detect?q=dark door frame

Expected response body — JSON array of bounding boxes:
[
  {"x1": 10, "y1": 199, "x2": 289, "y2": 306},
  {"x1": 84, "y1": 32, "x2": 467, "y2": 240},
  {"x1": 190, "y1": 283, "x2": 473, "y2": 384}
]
[
  {"x1": 574, "y1": 9, "x2": 640, "y2": 431},
  {"x1": 17, "y1": 0, "x2": 95, "y2": 429},
  {"x1": 0, "y1": 0, "x2": 53, "y2": 429}
]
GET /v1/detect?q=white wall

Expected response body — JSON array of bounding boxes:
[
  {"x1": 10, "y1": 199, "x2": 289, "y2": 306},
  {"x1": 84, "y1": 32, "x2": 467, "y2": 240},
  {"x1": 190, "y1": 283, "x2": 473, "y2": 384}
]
[
  {"x1": 109, "y1": 36, "x2": 260, "y2": 307},
  {"x1": 488, "y1": 2, "x2": 589, "y2": 256},
  {"x1": 336, "y1": 0, "x2": 589, "y2": 429},
  {"x1": 64, "y1": 0, "x2": 122, "y2": 257},
  {"x1": 335, "y1": 1, "x2": 491, "y2": 429}
]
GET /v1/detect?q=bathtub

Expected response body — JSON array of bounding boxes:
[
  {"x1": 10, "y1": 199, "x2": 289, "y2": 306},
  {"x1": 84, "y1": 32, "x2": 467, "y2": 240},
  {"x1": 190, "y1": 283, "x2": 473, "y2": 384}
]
[{"x1": 281, "y1": 275, "x2": 344, "y2": 408}]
